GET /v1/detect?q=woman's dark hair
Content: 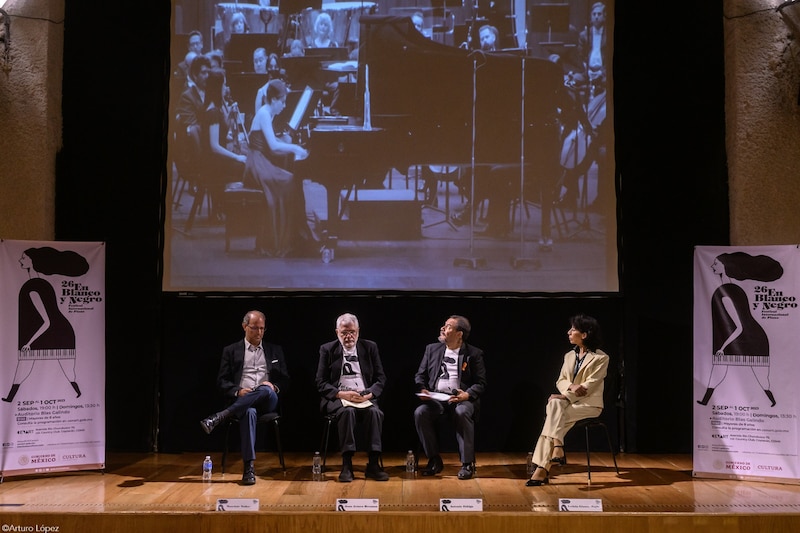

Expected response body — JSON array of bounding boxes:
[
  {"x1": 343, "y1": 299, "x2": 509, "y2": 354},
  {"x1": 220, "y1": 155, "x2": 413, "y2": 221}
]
[
  {"x1": 449, "y1": 315, "x2": 471, "y2": 341},
  {"x1": 204, "y1": 68, "x2": 226, "y2": 106},
  {"x1": 571, "y1": 314, "x2": 602, "y2": 352},
  {"x1": 716, "y1": 252, "x2": 783, "y2": 282},
  {"x1": 24, "y1": 247, "x2": 89, "y2": 277},
  {"x1": 266, "y1": 79, "x2": 287, "y2": 104}
]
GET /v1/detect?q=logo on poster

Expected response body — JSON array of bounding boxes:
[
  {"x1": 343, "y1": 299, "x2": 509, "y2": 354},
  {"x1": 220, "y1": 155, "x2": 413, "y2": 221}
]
[
  {"x1": 725, "y1": 461, "x2": 751, "y2": 471},
  {"x1": 62, "y1": 453, "x2": 86, "y2": 460}
]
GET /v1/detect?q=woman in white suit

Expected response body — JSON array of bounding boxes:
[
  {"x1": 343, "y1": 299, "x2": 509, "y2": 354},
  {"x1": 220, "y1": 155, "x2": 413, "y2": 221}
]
[{"x1": 527, "y1": 314, "x2": 609, "y2": 486}]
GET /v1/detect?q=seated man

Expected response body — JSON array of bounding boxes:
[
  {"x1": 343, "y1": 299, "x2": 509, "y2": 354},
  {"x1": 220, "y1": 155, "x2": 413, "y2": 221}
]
[
  {"x1": 316, "y1": 313, "x2": 389, "y2": 482},
  {"x1": 199, "y1": 310, "x2": 290, "y2": 485},
  {"x1": 414, "y1": 315, "x2": 487, "y2": 480},
  {"x1": 479, "y1": 24, "x2": 499, "y2": 52}
]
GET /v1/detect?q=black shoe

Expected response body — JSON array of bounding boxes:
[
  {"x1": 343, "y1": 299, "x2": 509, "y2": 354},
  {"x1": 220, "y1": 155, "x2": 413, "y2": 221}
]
[
  {"x1": 457, "y1": 463, "x2": 474, "y2": 480},
  {"x1": 199, "y1": 413, "x2": 225, "y2": 435},
  {"x1": 338, "y1": 465, "x2": 354, "y2": 483},
  {"x1": 365, "y1": 463, "x2": 390, "y2": 481},
  {"x1": 241, "y1": 463, "x2": 256, "y2": 485},
  {"x1": 526, "y1": 467, "x2": 549, "y2": 486},
  {"x1": 450, "y1": 209, "x2": 469, "y2": 227},
  {"x1": 421, "y1": 455, "x2": 444, "y2": 477},
  {"x1": 550, "y1": 445, "x2": 566, "y2": 466},
  {"x1": 525, "y1": 476, "x2": 549, "y2": 486}
]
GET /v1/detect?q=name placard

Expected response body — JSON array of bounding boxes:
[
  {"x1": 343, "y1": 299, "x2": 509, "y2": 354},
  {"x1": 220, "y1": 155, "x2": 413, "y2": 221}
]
[
  {"x1": 216, "y1": 498, "x2": 260, "y2": 511},
  {"x1": 336, "y1": 498, "x2": 380, "y2": 511},
  {"x1": 558, "y1": 498, "x2": 603, "y2": 512},
  {"x1": 440, "y1": 498, "x2": 483, "y2": 511}
]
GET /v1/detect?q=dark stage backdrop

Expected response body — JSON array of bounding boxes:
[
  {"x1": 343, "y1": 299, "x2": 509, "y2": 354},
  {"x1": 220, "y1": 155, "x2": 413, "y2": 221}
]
[
  {"x1": 56, "y1": 1, "x2": 729, "y2": 454},
  {"x1": 159, "y1": 294, "x2": 625, "y2": 454}
]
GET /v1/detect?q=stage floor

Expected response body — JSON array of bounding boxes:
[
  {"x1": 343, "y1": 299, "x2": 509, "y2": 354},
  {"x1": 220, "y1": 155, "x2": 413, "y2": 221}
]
[{"x1": 2, "y1": 452, "x2": 800, "y2": 516}]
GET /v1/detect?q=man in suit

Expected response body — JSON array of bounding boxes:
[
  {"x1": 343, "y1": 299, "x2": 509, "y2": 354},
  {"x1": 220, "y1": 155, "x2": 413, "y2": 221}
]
[
  {"x1": 174, "y1": 30, "x2": 204, "y2": 83},
  {"x1": 414, "y1": 315, "x2": 487, "y2": 480},
  {"x1": 577, "y1": 2, "x2": 609, "y2": 92},
  {"x1": 199, "y1": 310, "x2": 290, "y2": 485},
  {"x1": 316, "y1": 313, "x2": 389, "y2": 482},
  {"x1": 175, "y1": 54, "x2": 211, "y2": 132}
]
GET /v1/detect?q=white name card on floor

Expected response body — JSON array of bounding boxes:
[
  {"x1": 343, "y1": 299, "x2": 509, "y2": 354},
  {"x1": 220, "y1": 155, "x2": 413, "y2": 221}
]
[
  {"x1": 216, "y1": 499, "x2": 259, "y2": 511},
  {"x1": 440, "y1": 499, "x2": 483, "y2": 511},
  {"x1": 558, "y1": 498, "x2": 603, "y2": 512},
  {"x1": 336, "y1": 499, "x2": 379, "y2": 512}
]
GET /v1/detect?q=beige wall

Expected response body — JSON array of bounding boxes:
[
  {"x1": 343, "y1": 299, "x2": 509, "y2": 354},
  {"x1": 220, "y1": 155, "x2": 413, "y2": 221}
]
[
  {"x1": 0, "y1": 0, "x2": 63, "y2": 241},
  {"x1": 0, "y1": 1, "x2": 796, "y2": 244},
  {"x1": 725, "y1": 0, "x2": 800, "y2": 244}
]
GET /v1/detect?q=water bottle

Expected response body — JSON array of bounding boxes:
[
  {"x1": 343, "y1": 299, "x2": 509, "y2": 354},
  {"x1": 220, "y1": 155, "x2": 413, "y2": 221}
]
[
  {"x1": 405, "y1": 450, "x2": 415, "y2": 475},
  {"x1": 526, "y1": 451, "x2": 534, "y2": 476},
  {"x1": 202, "y1": 455, "x2": 213, "y2": 481},
  {"x1": 312, "y1": 451, "x2": 322, "y2": 481}
]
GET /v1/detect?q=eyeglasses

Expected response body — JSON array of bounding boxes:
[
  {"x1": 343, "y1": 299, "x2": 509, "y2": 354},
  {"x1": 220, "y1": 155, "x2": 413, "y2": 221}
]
[
  {"x1": 338, "y1": 329, "x2": 358, "y2": 337},
  {"x1": 247, "y1": 325, "x2": 266, "y2": 332}
]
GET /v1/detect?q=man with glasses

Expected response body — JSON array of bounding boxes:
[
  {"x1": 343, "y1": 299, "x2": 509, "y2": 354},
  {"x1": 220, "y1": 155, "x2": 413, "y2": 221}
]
[
  {"x1": 199, "y1": 310, "x2": 290, "y2": 485},
  {"x1": 316, "y1": 313, "x2": 389, "y2": 482},
  {"x1": 414, "y1": 315, "x2": 487, "y2": 480}
]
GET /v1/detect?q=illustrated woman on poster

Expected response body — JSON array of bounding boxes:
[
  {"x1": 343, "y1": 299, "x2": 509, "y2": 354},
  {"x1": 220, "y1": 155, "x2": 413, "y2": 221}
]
[
  {"x1": 697, "y1": 252, "x2": 783, "y2": 407},
  {"x1": 2, "y1": 247, "x2": 89, "y2": 403}
]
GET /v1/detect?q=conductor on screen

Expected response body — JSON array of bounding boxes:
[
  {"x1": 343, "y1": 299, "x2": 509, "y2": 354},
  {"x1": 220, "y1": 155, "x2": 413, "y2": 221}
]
[{"x1": 414, "y1": 315, "x2": 487, "y2": 481}]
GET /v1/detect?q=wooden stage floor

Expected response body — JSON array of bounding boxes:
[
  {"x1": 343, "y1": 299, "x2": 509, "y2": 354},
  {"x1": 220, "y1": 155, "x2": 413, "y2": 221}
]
[{"x1": 1, "y1": 452, "x2": 799, "y2": 532}]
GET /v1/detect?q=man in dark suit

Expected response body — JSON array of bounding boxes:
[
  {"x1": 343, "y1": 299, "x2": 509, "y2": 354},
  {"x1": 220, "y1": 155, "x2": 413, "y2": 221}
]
[
  {"x1": 316, "y1": 313, "x2": 389, "y2": 482},
  {"x1": 199, "y1": 310, "x2": 290, "y2": 485},
  {"x1": 414, "y1": 315, "x2": 487, "y2": 480}
]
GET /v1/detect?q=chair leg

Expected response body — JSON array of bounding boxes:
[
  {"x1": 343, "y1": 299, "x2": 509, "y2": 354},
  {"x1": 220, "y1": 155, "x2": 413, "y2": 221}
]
[
  {"x1": 585, "y1": 425, "x2": 592, "y2": 484},
  {"x1": 320, "y1": 416, "x2": 333, "y2": 471},
  {"x1": 222, "y1": 421, "x2": 232, "y2": 474},
  {"x1": 272, "y1": 419, "x2": 286, "y2": 471},
  {"x1": 602, "y1": 423, "x2": 620, "y2": 475}
]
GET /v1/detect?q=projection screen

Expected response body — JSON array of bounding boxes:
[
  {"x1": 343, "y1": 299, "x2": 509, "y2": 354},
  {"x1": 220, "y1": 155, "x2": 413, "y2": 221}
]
[{"x1": 165, "y1": 0, "x2": 617, "y2": 292}]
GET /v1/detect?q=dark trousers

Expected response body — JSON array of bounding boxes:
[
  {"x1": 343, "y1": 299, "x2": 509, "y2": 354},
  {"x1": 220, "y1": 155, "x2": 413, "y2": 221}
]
[
  {"x1": 414, "y1": 399, "x2": 477, "y2": 463},
  {"x1": 227, "y1": 387, "x2": 278, "y2": 462},
  {"x1": 323, "y1": 400, "x2": 384, "y2": 454}
]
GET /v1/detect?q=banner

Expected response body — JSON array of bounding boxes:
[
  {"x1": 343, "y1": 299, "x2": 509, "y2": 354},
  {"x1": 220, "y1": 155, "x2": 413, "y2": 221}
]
[
  {"x1": 0, "y1": 240, "x2": 105, "y2": 479},
  {"x1": 693, "y1": 245, "x2": 800, "y2": 483}
]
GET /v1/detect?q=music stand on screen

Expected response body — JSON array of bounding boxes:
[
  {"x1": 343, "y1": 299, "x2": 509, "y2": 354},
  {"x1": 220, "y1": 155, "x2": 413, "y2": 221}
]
[
  {"x1": 530, "y1": 3, "x2": 570, "y2": 45},
  {"x1": 275, "y1": 86, "x2": 319, "y2": 132}
]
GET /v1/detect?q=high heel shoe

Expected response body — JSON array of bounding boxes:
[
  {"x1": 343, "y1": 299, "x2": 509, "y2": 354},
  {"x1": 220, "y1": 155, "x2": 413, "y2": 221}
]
[
  {"x1": 550, "y1": 445, "x2": 566, "y2": 466},
  {"x1": 525, "y1": 467, "x2": 549, "y2": 487}
]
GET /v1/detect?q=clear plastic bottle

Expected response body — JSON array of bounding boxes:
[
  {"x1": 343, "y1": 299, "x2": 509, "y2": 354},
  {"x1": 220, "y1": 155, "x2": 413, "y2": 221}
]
[
  {"x1": 405, "y1": 450, "x2": 415, "y2": 474},
  {"x1": 312, "y1": 451, "x2": 322, "y2": 481},
  {"x1": 526, "y1": 451, "x2": 534, "y2": 476},
  {"x1": 202, "y1": 455, "x2": 213, "y2": 481}
]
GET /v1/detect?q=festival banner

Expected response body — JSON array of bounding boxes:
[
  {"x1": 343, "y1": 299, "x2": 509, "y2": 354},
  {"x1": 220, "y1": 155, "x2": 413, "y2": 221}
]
[
  {"x1": 693, "y1": 245, "x2": 800, "y2": 483},
  {"x1": 0, "y1": 240, "x2": 105, "y2": 479}
]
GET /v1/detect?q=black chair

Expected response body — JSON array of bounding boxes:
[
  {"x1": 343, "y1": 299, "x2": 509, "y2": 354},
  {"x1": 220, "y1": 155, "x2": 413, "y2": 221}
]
[
  {"x1": 221, "y1": 411, "x2": 285, "y2": 473},
  {"x1": 319, "y1": 413, "x2": 338, "y2": 472},
  {"x1": 319, "y1": 411, "x2": 384, "y2": 471},
  {"x1": 567, "y1": 416, "x2": 619, "y2": 484}
]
